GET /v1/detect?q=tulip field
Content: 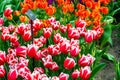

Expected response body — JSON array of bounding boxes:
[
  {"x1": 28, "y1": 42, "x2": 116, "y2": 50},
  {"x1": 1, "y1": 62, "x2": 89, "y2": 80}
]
[{"x1": 0, "y1": 0, "x2": 120, "y2": 80}]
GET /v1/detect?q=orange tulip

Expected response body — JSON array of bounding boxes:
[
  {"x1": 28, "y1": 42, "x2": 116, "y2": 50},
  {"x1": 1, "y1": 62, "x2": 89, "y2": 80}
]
[
  {"x1": 46, "y1": 5, "x2": 56, "y2": 16},
  {"x1": 14, "y1": 10, "x2": 20, "y2": 16},
  {"x1": 19, "y1": 15, "x2": 28, "y2": 22},
  {"x1": 100, "y1": 7, "x2": 109, "y2": 14}
]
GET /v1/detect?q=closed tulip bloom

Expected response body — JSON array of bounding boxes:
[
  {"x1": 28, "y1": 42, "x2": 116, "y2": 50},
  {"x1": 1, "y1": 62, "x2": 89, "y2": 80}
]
[
  {"x1": 80, "y1": 66, "x2": 91, "y2": 80},
  {"x1": 84, "y1": 30, "x2": 94, "y2": 43},
  {"x1": 27, "y1": 44, "x2": 39, "y2": 58},
  {"x1": 8, "y1": 69, "x2": 18, "y2": 80},
  {"x1": 78, "y1": 54, "x2": 95, "y2": 66},
  {"x1": 71, "y1": 69, "x2": 80, "y2": 79},
  {"x1": 22, "y1": 31, "x2": 31, "y2": 42},
  {"x1": 4, "y1": 8, "x2": 13, "y2": 18},
  {"x1": 59, "y1": 72, "x2": 69, "y2": 80},
  {"x1": 68, "y1": 28, "x2": 80, "y2": 39},
  {"x1": 15, "y1": 46, "x2": 27, "y2": 58},
  {"x1": 70, "y1": 45, "x2": 80, "y2": 57},
  {"x1": 0, "y1": 51, "x2": 6, "y2": 65},
  {"x1": 43, "y1": 28, "x2": 52, "y2": 38},
  {"x1": 0, "y1": 65, "x2": 6, "y2": 78},
  {"x1": 33, "y1": 19, "x2": 43, "y2": 31},
  {"x1": 64, "y1": 57, "x2": 76, "y2": 70}
]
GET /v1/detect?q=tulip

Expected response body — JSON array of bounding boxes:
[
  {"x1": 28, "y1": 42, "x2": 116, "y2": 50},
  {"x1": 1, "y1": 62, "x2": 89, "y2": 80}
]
[
  {"x1": 4, "y1": 8, "x2": 13, "y2": 18},
  {"x1": 15, "y1": 46, "x2": 27, "y2": 58},
  {"x1": 16, "y1": 23, "x2": 27, "y2": 35},
  {"x1": 60, "y1": 25, "x2": 67, "y2": 33},
  {"x1": 8, "y1": 69, "x2": 18, "y2": 80},
  {"x1": 59, "y1": 72, "x2": 69, "y2": 80},
  {"x1": 22, "y1": 31, "x2": 31, "y2": 42},
  {"x1": 78, "y1": 54, "x2": 95, "y2": 66},
  {"x1": 51, "y1": 21, "x2": 60, "y2": 30},
  {"x1": 60, "y1": 41, "x2": 70, "y2": 54},
  {"x1": 27, "y1": 44, "x2": 39, "y2": 58},
  {"x1": 64, "y1": 57, "x2": 76, "y2": 70},
  {"x1": 80, "y1": 66, "x2": 91, "y2": 80},
  {"x1": 70, "y1": 45, "x2": 80, "y2": 57},
  {"x1": 0, "y1": 65, "x2": 6, "y2": 78},
  {"x1": 50, "y1": 62, "x2": 59, "y2": 71},
  {"x1": 84, "y1": 30, "x2": 94, "y2": 43},
  {"x1": 71, "y1": 69, "x2": 80, "y2": 79},
  {"x1": 33, "y1": 19, "x2": 43, "y2": 31},
  {"x1": 53, "y1": 33, "x2": 62, "y2": 44},
  {"x1": 1, "y1": 33, "x2": 10, "y2": 41},
  {"x1": 43, "y1": 28, "x2": 52, "y2": 38},
  {"x1": 68, "y1": 28, "x2": 80, "y2": 39},
  {"x1": 0, "y1": 51, "x2": 6, "y2": 65}
]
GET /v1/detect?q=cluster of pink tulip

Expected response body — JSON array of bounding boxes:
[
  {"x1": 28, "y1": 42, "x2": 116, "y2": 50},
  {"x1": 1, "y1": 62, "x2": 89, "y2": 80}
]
[{"x1": 0, "y1": 16, "x2": 98, "y2": 80}]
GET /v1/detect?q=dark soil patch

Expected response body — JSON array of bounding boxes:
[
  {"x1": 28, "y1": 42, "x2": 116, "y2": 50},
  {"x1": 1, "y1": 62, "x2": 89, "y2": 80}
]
[{"x1": 95, "y1": 28, "x2": 120, "y2": 80}]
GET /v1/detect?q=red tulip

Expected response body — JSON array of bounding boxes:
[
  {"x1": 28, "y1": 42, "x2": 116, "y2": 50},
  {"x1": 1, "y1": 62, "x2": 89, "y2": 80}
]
[
  {"x1": 11, "y1": 41, "x2": 20, "y2": 48},
  {"x1": 10, "y1": 33, "x2": 18, "y2": 43},
  {"x1": 16, "y1": 23, "x2": 27, "y2": 35},
  {"x1": 48, "y1": 45, "x2": 60, "y2": 56},
  {"x1": 0, "y1": 65, "x2": 6, "y2": 78},
  {"x1": 8, "y1": 69, "x2": 18, "y2": 80},
  {"x1": 1, "y1": 33, "x2": 10, "y2": 41},
  {"x1": 39, "y1": 36, "x2": 46, "y2": 44},
  {"x1": 4, "y1": 8, "x2": 13, "y2": 17},
  {"x1": 59, "y1": 72, "x2": 69, "y2": 80},
  {"x1": 70, "y1": 45, "x2": 80, "y2": 57},
  {"x1": 80, "y1": 66, "x2": 91, "y2": 80},
  {"x1": 60, "y1": 25, "x2": 67, "y2": 33},
  {"x1": 53, "y1": 33, "x2": 62, "y2": 44},
  {"x1": 27, "y1": 44, "x2": 39, "y2": 58},
  {"x1": 43, "y1": 27, "x2": 52, "y2": 38},
  {"x1": 48, "y1": 17, "x2": 56, "y2": 23},
  {"x1": 84, "y1": 30, "x2": 94, "y2": 43},
  {"x1": 51, "y1": 21, "x2": 60, "y2": 30},
  {"x1": 34, "y1": 67, "x2": 44, "y2": 74},
  {"x1": 60, "y1": 41, "x2": 70, "y2": 54},
  {"x1": 16, "y1": 46, "x2": 27, "y2": 58},
  {"x1": 8, "y1": 25, "x2": 15, "y2": 32},
  {"x1": 22, "y1": 31, "x2": 31, "y2": 42},
  {"x1": 78, "y1": 54, "x2": 95, "y2": 66},
  {"x1": 71, "y1": 69, "x2": 80, "y2": 79},
  {"x1": 64, "y1": 57, "x2": 76, "y2": 70},
  {"x1": 33, "y1": 19, "x2": 43, "y2": 31},
  {"x1": 0, "y1": 51, "x2": 6, "y2": 65},
  {"x1": 50, "y1": 62, "x2": 59, "y2": 71},
  {"x1": 68, "y1": 28, "x2": 80, "y2": 39},
  {"x1": 75, "y1": 18, "x2": 86, "y2": 28}
]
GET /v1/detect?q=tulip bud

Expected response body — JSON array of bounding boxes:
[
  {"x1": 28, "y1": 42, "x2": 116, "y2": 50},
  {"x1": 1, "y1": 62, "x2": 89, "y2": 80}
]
[
  {"x1": 71, "y1": 69, "x2": 80, "y2": 79},
  {"x1": 0, "y1": 51, "x2": 6, "y2": 65},
  {"x1": 27, "y1": 44, "x2": 39, "y2": 58},
  {"x1": 16, "y1": 46, "x2": 27, "y2": 58},
  {"x1": 80, "y1": 66, "x2": 91, "y2": 80},
  {"x1": 43, "y1": 28, "x2": 52, "y2": 38},
  {"x1": 33, "y1": 19, "x2": 43, "y2": 31},
  {"x1": 78, "y1": 54, "x2": 95, "y2": 66},
  {"x1": 8, "y1": 69, "x2": 18, "y2": 80},
  {"x1": 0, "y1": 65, "x2": 6, "y2": 78},
  {"x1": 64, "y1": 57, "x2": 76, "y2": 70},
  {"x1": 68, "y1": 28, "x2": 80, "y2": 39},
  {"x1": 59, "y1": 72, "x2": 69, "y2": 80},
  {"x1": 22, "y1": 31, "x2": 31, "y2": 42},
  {"x1": 70, "y1": 45, "x2": 80, "y2": 57}
]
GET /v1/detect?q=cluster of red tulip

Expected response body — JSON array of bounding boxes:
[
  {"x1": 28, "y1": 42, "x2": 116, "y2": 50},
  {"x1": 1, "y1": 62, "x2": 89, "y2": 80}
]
[
  {"x1": 0, "y1": 0, "x2": 111, "y2": 80},
  {"x1": 0, "y1": 13, "x2": 99, "y2": 79}
]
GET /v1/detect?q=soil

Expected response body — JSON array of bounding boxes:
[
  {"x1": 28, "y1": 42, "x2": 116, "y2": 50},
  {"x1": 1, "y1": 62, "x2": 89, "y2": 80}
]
[{"x1": 95, "y1": 28, "x2": 120, "y2": 80}]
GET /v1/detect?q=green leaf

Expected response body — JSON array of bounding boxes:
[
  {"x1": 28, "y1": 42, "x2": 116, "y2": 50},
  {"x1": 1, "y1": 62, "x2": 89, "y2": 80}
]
[
  {"x1": 100, "y1": 24, "x2": 112, "y2": 47},
  {"x1": 90, "y1": 63, "x2": 106, "y2": 80},
  {"x1": 102, "y1": 53, "x2": 115, "y2": 62}
]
